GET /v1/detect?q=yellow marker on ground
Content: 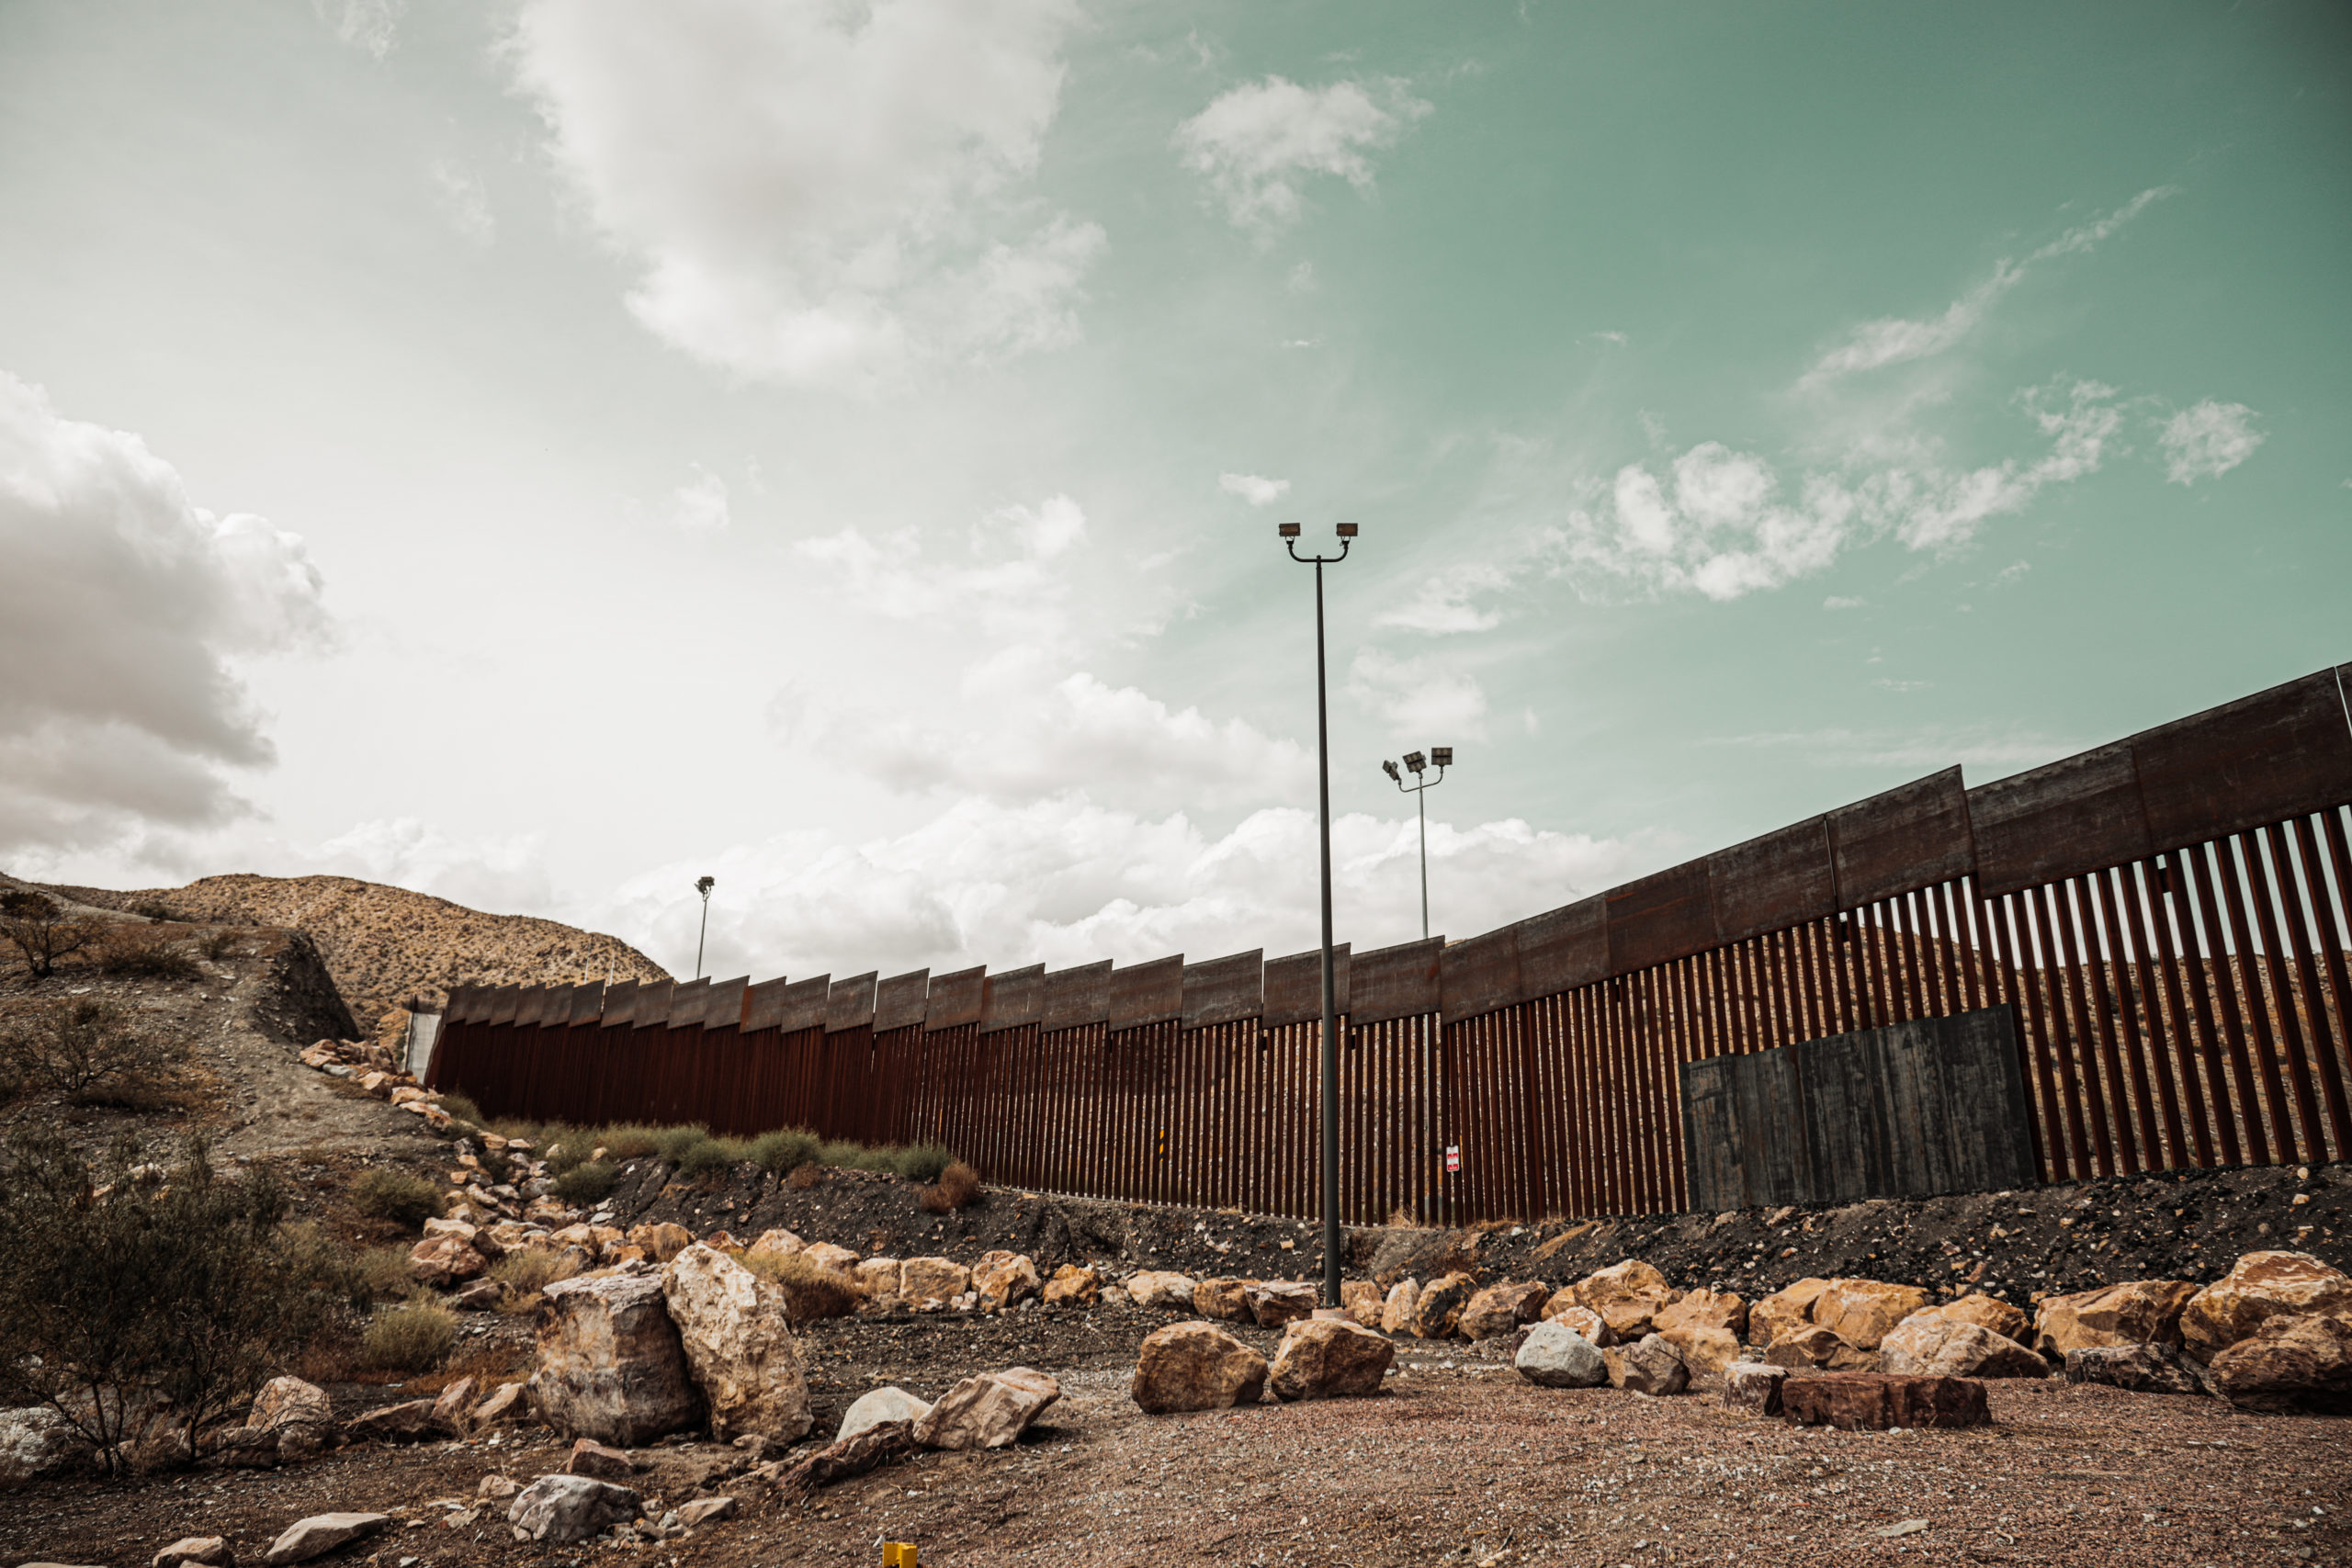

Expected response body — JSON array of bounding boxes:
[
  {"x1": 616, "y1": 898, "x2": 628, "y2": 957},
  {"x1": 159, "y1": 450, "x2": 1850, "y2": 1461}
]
[{"x1": 881, "y1": 1544, "x2": 918, "y2": 1567}]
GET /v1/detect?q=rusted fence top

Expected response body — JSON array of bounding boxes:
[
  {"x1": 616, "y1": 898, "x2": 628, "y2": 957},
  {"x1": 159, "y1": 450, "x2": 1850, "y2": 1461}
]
[
  {"x1": 980, "y1": 964, "x2": 1045, "y2": 1033},
  {"x1": 601, "y1": 978, "x2": 639, "y2": 1029},
  {"x1": 1110, "y1": 954, "x2": 1183, "y2": 1032},
  {"x1": 925, "y1": 966, "x2": 984, "y2": 1032},
  {"x1": 827, "y1": 972, "x2": 877, "y2": 1033},
  {"x1": 876, "y1": 969, "x2": 929, "y2": 1032},
  {"x1": 703, "y1": 976, "x2": 746, "y2": 1032},
  {"x1": 569, "y1": 981, "x2": 606, "y2": 1027},
  {"x1": 1262, "y1": 943, "x2": 1349, "y2": 1028},
  {"x1": 633, "y1": 979, "x2": 673, "y2": 1029},
  {"x1": 741, "y1": 976, "x2": 789, "y2": 1033},
  {"x1": 1043, "y1": 961, "x2": 1112, "y2": 1032},
  {"x1": 778, "y1": 976, "x2": 829, "y2": 1033},
  {"x1": 1182, "y1": 950, "x2": 1263, "y2": 1030}
]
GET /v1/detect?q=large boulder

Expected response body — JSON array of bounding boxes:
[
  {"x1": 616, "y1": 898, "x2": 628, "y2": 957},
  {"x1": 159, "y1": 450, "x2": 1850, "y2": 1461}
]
[
  {"x1": 2208, "y1": 1314, "x2": 2352, "y2": 1416},
  {"x1": 854, "y1": 1258, "x2": 904, "y2": 1297},
  {"x1": 803, "y1": 1242, "x2": 863, "y2": 1274},
  {"x1": 1571, "y1": 1260, "x2": 1679, "y2": 1340},
  {"x1": 899, "y1": 1258, "x2": 971, "y2": 1303},
  {"x1": 1247, "y1": 1280, "x2": 1319, "y2": 1328},
  {"x1": 1458, "y1": 1281, "x2": 1551, "y2": 1341},
  {"x1": 1781, "y1": 1371, "x2": 1989, "y2": 1430},
  {"x1": 1544, "y1": 1302, "x2": 1615, "y2": 1348},
  {"x1": 0, "y1": 1406, "x2": 96, "y2": 1483},
  {"x1": 2179, "y1": 1253, "x2": 2352, "y2": 1360},
  {"x1": 1269, "y1": 1319, "x2": 1394, "y2": 1401},
  {"x1": 1340, "y1": 1280, "x2": 1384, "y2": 1328},
  {"x1": 1723, "y1": 1362, "x2": 1787, "y2": 1416},
  {"x1": 1657, "y1": 1324, "x2": 1743, "y2": 1380},
  {"x1": 1878, "y1": 1316, "x2": 2046, "y2": 1379},
  {"x1": 659, "y1": 1243, "x2": 813, "y2": 1442},
  {"x1": 1603, "y1": 1334, "x2": 1689, "y2": 1396},
  {"x1": 1044, "y1": 1265, "x2": 1102, "y2": 1307},
  {"x1": 912, "y1": 1368, "x2": 1061, "y2": 1450},
  {"x1": 1761, "y1": 1325, "x2": 1879, "y2": 1372},
  {"x1": 1513, "y1": 1322, "x2": 1606, "y2": 1389},
  {"x1": 1124, "y1": 1271, "x2": 1198, "y2": 1312},
  {"x1": 1378, "y1": 1280, "x2": 1419, "y2": 1335},
  {"x1": 626, "y1": 1223, "x2": 693, "y2": 1263},
  {"x1": 530, "y1": 1272, "x2": 705, "y2": 1446},
  {"x1": 470, "y1": 1382, "x2": 529, "y2": 1428},
  {"x1": 838, "y1": 1386, "x2": 933, "y2": 1445},
  {"x1": 1132, "y1": 1322, "x2": 1270, "y2": 1414},
  {"x1": 1656, "y1": 1288, "x2": 1748, "y2": 1342},
  {"x1": 1747, "y1": 1278, "x2": 1831, "y2": 1347},
  {"x1": 243, "y1": 1377, "x2": 335, "y2": 1463},
  {"x1": 1409, "y1": 1272, "x2": 1477, "y2": 1339},
  {"x1": 1917, "y1": 1293, "x2": 2030, "y2": 1345},
  {"x1": 1193, "y1": 1278, "x2": 1253, "y2": 1323},
  {"x1": 1810, "y1": 1280, "x2": 1931, "y2": 1350},
  {"x1": 2033, "y1": 1280, "x2": 2199, "y2": 1358},
  {"x1": 408, "y1": 1233, "x2": 488, "y2": 1288},
  {"x1": 507, "y1": 1474, "x2": 642, "y2": 1543},
  {"x1": 974, "y1": 1251, "x2": 1042, "y2": 1313},
  {"x1": 2063, "y1": 1343, "x2": 2203, "y2": 1395},
  {"x1": 264, "y1": 1514, "x2": 389, "y2": 1565}
]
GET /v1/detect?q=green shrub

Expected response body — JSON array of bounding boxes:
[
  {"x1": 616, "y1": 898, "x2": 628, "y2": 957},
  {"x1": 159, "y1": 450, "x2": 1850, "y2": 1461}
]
[
  {"x1": 436, "y1": 1092, "x2": 484, "y2": 1127},
  {"x1": 601, "y1": 1124, "x2": 666, "y2": 1160},
  {"x1": 362, "y1": 1301, "x2": 456, "y2": 1372},
  {"x1": 748, "y1": 1128, "x2": 820, "y2": 1173},
  {"x1": 815, "y1": 1139, "x2": 868, "y2": 1171},
  {"x1": 888, "y1": 1143, "x2": 956, "y2": 1183},
  {"x1": 676, "y1": 1135, "x2": 748, "y2": 1179},
  {"x1": 552, "y1": 1160, "x2": 618, "y2": 1206},
  {"x1": 652, "y1": 1124, "x2": 711, "y2": 1164},
  {"x1": 350, "y1": 1168, "x2": 444, "y2": 1229}
]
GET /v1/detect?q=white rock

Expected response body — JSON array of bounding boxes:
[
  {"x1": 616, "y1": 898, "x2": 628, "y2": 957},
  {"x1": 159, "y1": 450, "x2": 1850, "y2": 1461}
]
[
  {"x1": 658, "y1": 1243, "x2": 813, "y2": 1442},
  {"x1": 507, "y1": 1474, "x2": 642, "y2": 1543},
  {"x1": 1514, "y1": 1322, "x2": 1608, "y2": 1388},
  {"x1": 264, "y1": 1513, "x2": 389, "y2": 1564},
  {"x1": 837, "y1": 1385, "x2": 933, "y2": 1445}
]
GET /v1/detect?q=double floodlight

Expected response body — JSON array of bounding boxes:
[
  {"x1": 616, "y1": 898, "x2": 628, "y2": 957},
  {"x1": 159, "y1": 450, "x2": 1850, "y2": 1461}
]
[
  {"x1": 1382, "y1": 759, "x2": 1401, "y2": 783},
  {"x1": 1276, "y1": 522, "x2": 1360, "y2": 538}
]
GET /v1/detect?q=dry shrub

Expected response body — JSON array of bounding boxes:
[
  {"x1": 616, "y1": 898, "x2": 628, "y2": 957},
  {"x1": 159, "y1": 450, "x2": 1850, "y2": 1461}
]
[
  {"x1": 199, "y1": 929, "x2": 243, "y2": 961},
  {"x1": 743, "y1": 1248, "x2": 861, "y2": 1322},
  {"x1": 350, "y1": 1168, "x2": 444, "y2": 1230},
  {"x1": 786, "y1": 1161, "x2": 823, "y2": 1190},
  {"x1": 362, "y1": 1301, "x2": 457, "y2": 1372},
  {"x1": 917, "y1": 1159, "x2": 982, "y2": 1214},
  {"x1": 1, "y1": 998, "x2": 191, "y2": 1109},
  {"x1": 552, "y1": 1160, "x2": 617, "y2": 1207},
  {"x1": 489, "y1": 1247, "x2": 581, "y2": 1311},
  {"x1": 0, "y1": 890, "x2": 97, "y2": 978},
  {"x1": 94, "y1": 927, "x2": 202, "y2": 981},
  {"x1": 355, "y1": 1245, "x2": 420, "y2": 1301}
]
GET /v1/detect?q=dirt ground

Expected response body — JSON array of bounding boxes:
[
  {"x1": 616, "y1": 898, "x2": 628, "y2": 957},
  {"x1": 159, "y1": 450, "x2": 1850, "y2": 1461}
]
[{"x1": 5, "y1": 1301, "x2": 2346, "y2": 1568}]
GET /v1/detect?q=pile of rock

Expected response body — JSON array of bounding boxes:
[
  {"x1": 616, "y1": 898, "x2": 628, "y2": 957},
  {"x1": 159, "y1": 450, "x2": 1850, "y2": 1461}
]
[
  {"x1": 297, "y1": 1037, "x2": 450, "y2": 1130},
  {"x1": 1130, "y1": 1317, "x2": 1395, "y2": 1413}
]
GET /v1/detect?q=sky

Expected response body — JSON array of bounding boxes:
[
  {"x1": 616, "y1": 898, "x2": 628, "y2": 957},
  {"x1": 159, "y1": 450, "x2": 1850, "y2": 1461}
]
[{"x1": 2, "y1": 0, "x2": 2346, "y2": 986}]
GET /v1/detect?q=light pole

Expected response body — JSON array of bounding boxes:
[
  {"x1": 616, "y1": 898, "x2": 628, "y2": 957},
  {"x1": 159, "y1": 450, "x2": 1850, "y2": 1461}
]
[
  {"x1": 1382, "y1": 747, "x2": 1453, "y2": 940},
  {"x1": 693, "y1": 875, "x2": 715, "y2": 979},
  {"x1": 1281, "y1": 519, "x2": 1356, "y2": 1308}
]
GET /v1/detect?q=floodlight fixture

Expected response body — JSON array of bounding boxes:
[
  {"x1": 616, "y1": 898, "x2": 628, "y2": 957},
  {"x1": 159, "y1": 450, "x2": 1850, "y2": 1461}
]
[
  {"x1": 1382, "y1": 759, "x2": 1401, "y2": 784},
  {"x1": 1278, "y1": 522, "x2": 1302, "y2": 538},
  {"x1": 1383, "y1": 745, "x2": 1457, "y2": 942},
  {"x1": 1335, "y1": 522, "x2": 1359, "y2": 538},
  {"x1": 1403, "y1": 750, "x2": 1427, "y2": 774},
  {"x1": 693, "y1": 875, "x2": 716, "y2": 979},
  {"x1": 1431, "y1": 746, "x2": 1453, "y2": 767}
]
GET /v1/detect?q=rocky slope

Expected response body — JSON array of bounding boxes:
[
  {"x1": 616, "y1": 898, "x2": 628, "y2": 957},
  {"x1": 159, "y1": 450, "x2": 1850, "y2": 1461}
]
[{"x1": 25, "y1": 872, "x2": 670, "y2": 1026}]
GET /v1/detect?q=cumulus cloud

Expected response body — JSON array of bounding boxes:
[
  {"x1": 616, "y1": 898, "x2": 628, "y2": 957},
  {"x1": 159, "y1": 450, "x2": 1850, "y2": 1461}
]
[
  {"x1": 510, "y1": 0, "x2": 1102, "y2": 388},
  {"x1": 1174, "y1": 75, "x2": 1431, "y2": 232},
  {"x1": 794, "y1": 492, "x2": 1090, "y2": 645},
  {"x1": 1563, "y1": 380, "x2": 2121, "y2": 600},
  {"x1": 596, "y1": 794, "x2": 1662, "y2": 981},
  {"x1": 1798, "y1": 187, "x2": 2172, "y2": 389},
  {"x1": 663, "y1": 466, "x2": 730, "y2": 531},
  {"x1": 2158, "y1": 400, "x2": 2264, "y2": 485},
  {"x1": 312, "y1": 818, "x2": 556, "y2": 916},
  {"x1": 1374, "y1": 562, "x2": 1510, "y2": 635},
  {"x1": 1219, "y1": 472, "x2": 1290, "y2": 506},
  {"x1": 1346, "y1": 648, "x2": 1487, "y2": 739},
  {"x1": 0, "y1": 370, "x2": 329, "y2": 856}
]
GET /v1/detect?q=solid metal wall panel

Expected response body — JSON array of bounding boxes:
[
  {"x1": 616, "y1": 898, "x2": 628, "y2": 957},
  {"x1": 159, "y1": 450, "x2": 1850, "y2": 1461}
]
[
  {"x1": 1971, "y1": 742, "x2": 2149, "y2": 897},
  {"x1": 1182, "y1": 950, "x2": 1264, "y2": 1030},
  {"x1": 1110, "y1": 955, "x2": 1184, "y2": 1031},
  {"x1": 666, "y1": 976, "x2": 711, "y2": 1030},
  {"x1": 1261, "y1": 944, "x2": 1349, "y2": 1028},
  {"x1": 488, "y1": 985, "x2": 521, "y2": 1026},
  {"x1": 1041, "y1": 961, "x2": 1112, "y2": 1032},
  {"x1": 632, "y1": 980, "x2": 674, "y2": 1028},
  {"x1": 741, "y1": 977, "x2": 788, "y2": 1033},
  {"x1": 925, "y1": 966, "x2": 984, "y2": 1032},
  {"x1": 1708, "y1": 817, "x2": 1837, "y2": 944},
  {"x1": 1439, "y1": 925, "x2": 1521, "y2": 1024},
  {"x1": 1350, "y1": 937, "x2": 1442, "y2": 1025},
  {"x1": 1827, "y1": 767, "x2": 1975, "y2": 909},
  {"x1": 702, "y1": 976, "x2": 747, "y2": 1032},
  {"x1": 777, "y1": 976, "x2": 830, "y2": 1033},
  {"x1": 601, "y1": 979, "x2": 639, "y2": 1029},
  {"x1": 514, "y1": 987, "x2": 548, "y2": 1028},
  {"x1": 1680, "y1": 1050, "x2": 1808, "y2": 1212},
  {"x1": 1605, "y1": 862, "x2": 1713, "y2": 974},
  {"x1": 875, "y1": 969, "x2": 931, "y2": 1032},
  {"x1": 827, "y1": 972, "x2": 877, "y2": 1033},
  {"x1": 1513, "y1": 897, "x2": 1607, "y2": 998},
  {"x1": 537, "y1": 985, "x2": 579, "y2": 1027},
  {"x1": 568, "y1": 981, "x2": 606, "y2": 1027},
  {"x1": 979, "y1": 964, "x2": 1044, "y2": 1033},
  {"x1": 2132, "y1": 669, "x2": 2352, "y2": 852}
]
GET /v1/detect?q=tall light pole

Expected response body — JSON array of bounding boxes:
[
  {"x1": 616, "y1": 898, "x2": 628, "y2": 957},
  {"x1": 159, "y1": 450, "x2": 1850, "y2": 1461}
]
[
  {"x1": 1382, "y1": 747, "x2": 1453, "y2": 939},
  {"x1": 693, "y1": 874, "x2": 715, "y2": 979},
  {"x1": 1281, "y1": 519, "x2": 1355, "y2": 1308}
]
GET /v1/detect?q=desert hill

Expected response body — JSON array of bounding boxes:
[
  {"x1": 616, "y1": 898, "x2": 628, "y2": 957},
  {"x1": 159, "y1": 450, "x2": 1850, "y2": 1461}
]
[{"x1": 28, "y1": 872, "x2": 670, "y2": 1025}]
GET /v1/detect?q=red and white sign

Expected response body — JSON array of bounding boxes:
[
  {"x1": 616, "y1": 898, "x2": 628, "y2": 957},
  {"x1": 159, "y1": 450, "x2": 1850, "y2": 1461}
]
[{"x1": 1444, "y1": 1145, "x2": 1461, "y2": 1173}]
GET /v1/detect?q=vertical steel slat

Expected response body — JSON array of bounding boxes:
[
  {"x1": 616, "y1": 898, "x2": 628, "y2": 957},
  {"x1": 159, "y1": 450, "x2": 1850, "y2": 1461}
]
[
  {"x1": 2006, "y1": 891, "x2": 2077, "y2": 1179},
  {"x1": 2158, "y1": 852, "x2": 2242, "y2": 1165},
  {"x1": 2294, "y1": 812, "x2": 2352, "y2": 1157},
  {"x1": 2206, "y1": 836, "x2": 2297, "y2": 1161},
  {"x1": 2110, "y1": 864, "x2": 2189, "y2": 1168},
  {"x1": 2248, "y1": 826, "x2": 2329, "y2": 1163},
  {"x1": 2038, "y1": 880, "x2": 2115, "y2": 1176},
  {"x1": 2071, "y1": 874, "x2": 2143, "y2": 1172},
  {"x1": 2182, "y1": 840, "x2": 2272, "y2": 1164}
]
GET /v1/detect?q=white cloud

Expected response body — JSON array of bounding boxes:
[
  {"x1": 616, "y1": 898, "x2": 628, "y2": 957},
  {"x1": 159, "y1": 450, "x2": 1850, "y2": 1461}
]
[
  {"x1": 596, "y1": 794, "x2": 1662, "y2": 980},
  {"x1": 2158, "y1": 400, "x2": 2264, "y2": 485},
  {"x1": 663, "y1": 466, "x2": 730, "y2": 531},
  {"x1": 1704, "y1": 725, "x2": 2075, "y2": 773},
  {"x1": 1219, "y1": 472, "x2": 1291, "y2": 507},
  {"x1": 1823, "y1": 595, "x2": 1864, "y2": 609},
  {"x1": 1346, "y1": 648, "x2": 1487, "y2": 739},
  {"x1": 509, "y1": 0, "x2": 1101, "y2": 388},
  {"x1": 1174, "y1": 75, "x2": 1431, "y2": 232},
  {"x1": 1374, "y1": 562, "x2": 1510, "y2": 635},
  {"x1": 794, "y1": 493, "x2": 1090, "y2": 646},
  {"x1": 1798, "y1": 187, "x2": 2172, "y2": 389},
  {"x1": 316, "y1": 0, "x2": 405, "y2": 59},
  {"x1": 313, "y1": 818, "x2": 556, "y2": 917},
  {"x1": 0, "y1": 370, "x2": 330, "y2": 857},
  {"x1": 430, "y1": 159, "x2": 494, "y2": 244}
]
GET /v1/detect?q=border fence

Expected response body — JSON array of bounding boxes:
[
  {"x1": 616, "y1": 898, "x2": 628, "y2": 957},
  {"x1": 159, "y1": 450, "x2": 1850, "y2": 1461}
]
[{"x1": 429, "y1": 663, "x2": 2352, "y2": 1223}]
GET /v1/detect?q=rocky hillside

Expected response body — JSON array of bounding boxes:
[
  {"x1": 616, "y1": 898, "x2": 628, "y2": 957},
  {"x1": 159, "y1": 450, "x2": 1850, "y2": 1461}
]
[{"x1": 25, "y1": 872, "x2": 670, "y2": 1026}]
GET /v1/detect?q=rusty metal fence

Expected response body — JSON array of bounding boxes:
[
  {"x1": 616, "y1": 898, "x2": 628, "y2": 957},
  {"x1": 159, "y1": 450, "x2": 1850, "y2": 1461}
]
[{"x1": 429, "y1": 663, "x2": 2352, "y2": 1221}]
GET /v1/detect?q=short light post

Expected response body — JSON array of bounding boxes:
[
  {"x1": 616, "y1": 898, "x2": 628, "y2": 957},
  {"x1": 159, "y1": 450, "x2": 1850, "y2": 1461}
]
[
  {"x1": 693, "y1": 874, "x2": 715, "y2": 979},
  {"x1": 1281, "y1": 519, "x2": 1356, "y2": 1308},
  {"x1": 1382, "y1": 747, "x2": 1453, "y2": 940}
]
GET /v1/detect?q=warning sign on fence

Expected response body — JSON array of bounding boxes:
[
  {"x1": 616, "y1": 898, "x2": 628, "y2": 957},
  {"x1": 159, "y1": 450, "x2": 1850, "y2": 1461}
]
[{"x1": 1445, "y1": 1145, "x2": 1461, "y2": 1173}]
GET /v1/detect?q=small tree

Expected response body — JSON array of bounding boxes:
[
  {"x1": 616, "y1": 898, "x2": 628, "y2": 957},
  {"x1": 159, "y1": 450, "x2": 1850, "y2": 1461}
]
[
  {"x1": 0, "y1": 889, "x2": 97, "y2": 978},
  {"x1": 1, "y1": 998, "x2": 189, "y2": 1106}
]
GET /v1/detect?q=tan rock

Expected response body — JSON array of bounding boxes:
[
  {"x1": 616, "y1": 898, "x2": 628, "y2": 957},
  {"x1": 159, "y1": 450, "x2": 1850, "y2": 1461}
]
[
  {"x1": 658, "y1": 1243, "x2": 813, "y2": 1442},
  {"x1": 1723, "y1": 1361, "x2": 1787, "y2": 1416},
  {"x1": 1657, "y1": 1324, "x2": 1742, "y2": 1380},
  {"x1": 912, "y1": 1368, "x2": 1061, "y2": 1450},
  {"x1": 1123, "y1": 1270, "x2": 1198, "y2": 1311},
  {"x1": 836, "y1": 1385, "x2": 932, "y2": 1444},
  {"x1": 2179, "y1": 1252, "x2": 2352, "y2": 1360},
  {"x1": 1193, "y1": 1278, "x2": 1254, "y2": 1323},
  {"x1": 1544, "y1": 1300, "x2": 1615, "y2": 1347},
  {"x1": 747, "y1": 1228, "x2": 805, "y2": 1258},
  {"x1": 803, "y1": 1241, "x2": 863, "y2": 1274},
  {"x1": 1917, "y1": 1293, "x2": 2030, "y2": 1345},
  {"x1": 1458, "y1": 1280, "x2": 1552, "y2": 1341},
  {"x1": 1044, "y1": 1265, "x2": 1102, "y2": 1306},
  {"x1": 1409, "y1": 1272, "x2": 1476, "y2": 1339},
  {"x1": 429, "y1": 1376, "x2": 479, "y2": 1434},
  {"x1": 564, "y1": 1438, "x2": 640, "y2": 1481},
  {"x1": 421, "y1": 1216, "x2": 478, "y2": 1244},
  {"x1": 2034, "y1": 1280, "x2": 2199, "y2": 1358},
  {"x1": 264, "y1": 1513, "x2": 388, "y2": 1564},
  {"x1": 1247, "y1": 1280, "x2": 1318, "y2": 1327},
  {"x1": 1571, "y1": 1260, "x2": 1679, "y2": 1339},
  {"x1": 899, "y1": 1258, "x2": 971, "y2": 1302},
  {"x1": 974, "y1": 1253, "x2": 1042, "y2": 1313},
  {"x1": 1603, "y1": 1333, "x2": 1689, "y2": 1395},
  {"x1": 1761, "y1": 1325, "x2": 1879, "y2": 1372},
  {"x1": 408, "y1": 1233, "x2": 488, "y2": 1288},
  {"x1": 624, "y1": 1223, "x2": 692, "y2": 1262},
  {"x1": 343, "y1": 1400, "x2": 442, "y2": 1444},
  {"x1": 1747, "y1": 1278, "x2": 1831, "y2": 1347},
  {"x1": 1880, "y1": 1315, "x2": 2046, "y2": 1379},
  {"x1": 854, "y1": 1257, "x2": 904, "y2": 1296},
  {"x1": 469, "y1": 1382, "x2": 527, "y2": 1428},
  {"x1": 1811, "y1": 1280, "x2": 1931, "y2": 1350},
  {"x1": 2208, "y1": 1313, "x2": 2352, "y2": 1415},
  {"x1": 1656, "y1": 1287, "x2": 1747, "y2": 1341},
  {"x1": 1269, "y1": 1319, "x2": 1395, "y2": 1401},
  {"x1": 153, "y1": 1536, "x2": 231, "y2": 1568},
  {"x1": 1132, "y1": 1322, "x2": 1270, "y2": 1414},
  {"x1": 1340, "y1": 1280, "x2": 1383, "y2": 1327},
  {"x1": 530, "y1": 1271, "x2": 705, "y2": 1446},
  {"x1": 1379, "y1": 1280, "x2": 1419, "y2": 1335},
  {"x1": 245, "y1": 1376, "x2": 335, "y2": 1461}
]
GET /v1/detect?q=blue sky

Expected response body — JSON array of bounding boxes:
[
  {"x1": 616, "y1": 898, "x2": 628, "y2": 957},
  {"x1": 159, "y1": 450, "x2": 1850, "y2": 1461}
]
[{"x1": 2, "y1": 0, "x2": 2345, "y2": 983}]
